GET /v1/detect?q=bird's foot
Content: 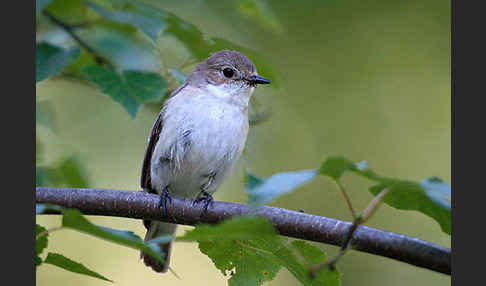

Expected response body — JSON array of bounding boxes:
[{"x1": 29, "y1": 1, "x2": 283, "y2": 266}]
[
  {"x1": 157, "y1": 186, "x2": 172, "y2": 216},
  {"x1": 192, "y1": 191, "x2": 214, "y2": 214}
]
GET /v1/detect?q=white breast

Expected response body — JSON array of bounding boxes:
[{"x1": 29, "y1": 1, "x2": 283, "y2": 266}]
[{"x1": 150, "y1": 84, "x2": 250, "y2": 198}]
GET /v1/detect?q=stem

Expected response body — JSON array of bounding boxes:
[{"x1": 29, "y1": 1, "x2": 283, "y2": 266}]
[
  {"x1": 42, "y1": 10, "x2": 112, "y2": 67},
  {"x1": 335, "y1": 180, "x2": 357, "y2": 219},
  {"x1": 310, "y1": 188, "x2": 390, "y2": 277}
]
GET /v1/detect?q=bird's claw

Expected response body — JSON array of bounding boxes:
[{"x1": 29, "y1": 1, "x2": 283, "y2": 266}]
[
  {"x1": 157, "y1": 186, "x2": 172, "y2": 216},
  {"x1": 192, "y1": 192, "x2": 214, "y2": 214}
]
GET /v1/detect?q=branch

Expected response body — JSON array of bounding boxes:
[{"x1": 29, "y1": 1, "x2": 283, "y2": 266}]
[
  {"x1": 36, "y1": 187, "x2": 451, "y2": 275},
  {"x1": 42, "y1": 10, "x2": 112, "y2": 66}
]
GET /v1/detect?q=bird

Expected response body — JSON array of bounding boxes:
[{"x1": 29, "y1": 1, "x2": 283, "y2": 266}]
[{"x1": 140, "y1": 50, "x2": 270, "y2": 273}]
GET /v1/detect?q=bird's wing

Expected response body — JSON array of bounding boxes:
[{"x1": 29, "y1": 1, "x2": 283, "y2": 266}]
[{"x1": 140, "y1": 83, "x2": 188, "y2": 193}]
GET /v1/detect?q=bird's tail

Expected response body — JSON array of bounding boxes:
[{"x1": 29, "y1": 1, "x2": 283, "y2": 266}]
[{"x1": 140, "y1": 221, "x2": 177, "y2": 273}]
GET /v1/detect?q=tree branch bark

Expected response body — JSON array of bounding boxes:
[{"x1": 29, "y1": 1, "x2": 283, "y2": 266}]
[{"x1": 36, "y1": 187, "x2": 451, "y2": 275}]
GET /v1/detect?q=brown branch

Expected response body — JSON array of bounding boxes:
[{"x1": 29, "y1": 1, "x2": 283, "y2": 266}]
[{"x1": 35, "y1": 187, "x2": 451, "y2": 275}]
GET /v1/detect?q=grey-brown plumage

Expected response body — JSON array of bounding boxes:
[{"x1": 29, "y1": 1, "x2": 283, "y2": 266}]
[{"x1": 140, "y1": 50, "x2": 269, "y2": 273}]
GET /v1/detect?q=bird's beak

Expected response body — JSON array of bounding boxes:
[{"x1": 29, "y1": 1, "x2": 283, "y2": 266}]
[{"x1": 246, "y1": 75, "x2": 271, "y2": 85}]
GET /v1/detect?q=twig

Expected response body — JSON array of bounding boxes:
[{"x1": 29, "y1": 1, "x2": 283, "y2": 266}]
[
  {"x1": 335, "y1": 180, "x2": 357, "y2": 219},
  {"x1": 310, "y1": 188, "x2": 390, "y2": 276},
  {"x1": 35, "y1": 187, "x2": 451, "y2": 275},
  {"x1": 42, "y1": 10, "x2": 111, "y2": 66}
]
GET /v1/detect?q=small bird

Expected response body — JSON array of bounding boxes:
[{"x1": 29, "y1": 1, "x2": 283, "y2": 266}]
[{"x1": 140, "y1": 50, "x2": 270, "y2": 273}]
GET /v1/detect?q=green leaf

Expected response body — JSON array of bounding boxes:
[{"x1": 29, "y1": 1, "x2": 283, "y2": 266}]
[
  {"x1": 85, "y1": 1, "x2": 167, "y2": 41},
  {"x1": 82, "y1": 65, "x2": 168, "y2": 117},
  {"x1": 36, "y1": 156, "x2": 89, "y2": 188},
  {"x1": 248, "y1": 96, "x2": 271, "y2": 126},
  {"x1": 36, "y1": 224, "x2": 49, "y2": 266},
  {"x1": 279, "y1": 240, "x2": 341, "y2": 286},
  {"x1": 319, "y1": 156, "x2": 451, "y2": 234},
  {"x1": 56, "y1": 156, "x2": 89, "y2": 188},
  {"x1": 319, "y1": 156, "x2": 356, "y2": 181},
  {"x1": 177, "y1": 216, "x2": 277, "y2": 242},
  {"x1": 36, "y1": 203, "x2": 62, "y2": 214},
  {"x1": 169, "y1": 67, "x2": 187, "y2": 85},
  {"x1": 36, "y1": 100, "x2": 57, "y2": 132},
  {"x1": 370, "y1": 181, "x2": 451, "y2": 234},
  {"x1": 36, "y1": 0, "x2": 54, "y2": 17},
  {"x1": 420, "y1": 177, "x2": 451, "y2": 211},
  {"x1": 45, "y1": 0, "x2": 98, "y2": 24},
  {"x1": 36, "y1": 256, "x2": 43, "y2": 266},
  {"x1": 117, "y1": 2, "x2": 277, "y2": 84},
  {"x1": 44, "y1": 252, "x2": 112, "y2": 282},
  {"x1": 178, "y1": 217, "x2": 340, "y2": 286},
  {"x1": 36, "y1": 166, "x2": 55, "y2": 187},
  {"x1": 76, "y1": 19, "x2": 162, "y2": 72},
  {"x1": 61, "y1": 209, "x2": 164, "y2": 263},
  {"x1": 319, "y1": 156, "x2": 395, "y2": 183},
  {"x1": 36, "y1": 43, "x2": 81, "y2": 83},
  {"x1": 236, "y1": 0, "x2": 283, "y2": 34},
  {"x1": 244, "y1": 169, "x2": 317, "y2": 211}
]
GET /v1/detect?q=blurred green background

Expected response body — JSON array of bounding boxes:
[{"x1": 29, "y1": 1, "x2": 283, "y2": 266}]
[{"x1": 36, "y1": 0, "x2": 450, "y2": 285}]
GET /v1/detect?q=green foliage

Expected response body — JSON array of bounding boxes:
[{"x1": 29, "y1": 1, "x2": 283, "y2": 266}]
[
  {"x1": 36, "y1": 1, "x2": 449, "y2": 284},
  {"x1": 36, "y1": 43, "x2": 81, "y2": 83},
  {"x1": 177, "y1": 216, "x2": 277, "y2": 242},
  {"x1": 62, "y1": 209, "x2": 165, "y2": 263},
  {"x1": 319, "y1": 156, "x2": 451, "y2": 234},
  {"x1": 85, "y1": 1, "x2": 166, "y2": 41},
  {"x1": 369, "y1": 180, "x2": 451, "y2": 234},
  {"x1": 36, "y1": 156, "x2": 89, "y2": 188},
  {"x1": 244, "y1": 169, "x2": 318, "y2": 211},
  {"x1": 36, "y1": 100, "x2": 56, "y2": 132},
  {"x1": 169, "y1": 67, "x2": 187, "y2": 85},
  {"x1": 36, "y1": 207, "x2": 171, "y2": 281},
  {"x1": 36, "y1": 224, "x2": 49, "y2": 266},
  {"x1": 44, "y1": 253, "x2": 112, "y2": 282},
  {"x1": 235, "y1": 0, "x2": 282, "y2": 34},
  {"x1": 36, "y1": 0, "x2": 276, "y2": 118},
  {"x1": 81, "y1": 65, "x2": 168, "y2": 117},
  {"x1": 36, "y1": 0, "x2": 54, "y2": 17},
  {"x1": 178, "y1": 217, "x2": 340, "y2": 286},
  {"x1": 36, "y1": 203, "x2": 62, "y2": 214}
]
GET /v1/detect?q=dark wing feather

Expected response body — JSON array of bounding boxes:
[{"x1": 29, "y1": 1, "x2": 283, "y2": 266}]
[
  {"x1": 140, "y1": 83, "x2": 188, "y2": 193},
  {"x1": 140, "y1": 112, "x2": 163, "y2": 192}
]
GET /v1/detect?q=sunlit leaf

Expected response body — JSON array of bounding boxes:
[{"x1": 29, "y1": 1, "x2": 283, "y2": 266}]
[
  {"x1": 78, "y1": 21, "x2": 161, "y2": 72},
  {"x1": 370, "y1": 181, "x2": 451, "y2": 234},
  {"x1": 82, "y1": 65, "x2": 168, "y2": 117},
  {"x1": 36, "y1": 43, "x2": 81, "y2": 82},
  {"x1": 44, "y1": 252, "x2": 112, "y2": 282},
  {"x1": 85, "y1": 1, "x2": 167, "y2": 41},
  {"x1": 420, "y1": 177, "x2": 451, "y2": 211},
  {"x1": 178, "y1": 217, "x2": 340, "y2": 286},
  {"x1": 319, "y1": 155, "x2": 451, "y2": 235},
  {"x1": 244, "y1": 169, "x2": 317, "y2": 211},
  {"x1": 114, "y1": 1, "x2": 278, "y2": 84}
]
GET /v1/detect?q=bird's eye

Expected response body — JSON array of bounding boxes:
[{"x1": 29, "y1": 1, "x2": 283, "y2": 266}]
[{"x1": 223, "y1": 68, "x2": 234, "y2": 78}]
